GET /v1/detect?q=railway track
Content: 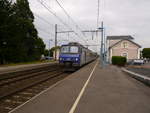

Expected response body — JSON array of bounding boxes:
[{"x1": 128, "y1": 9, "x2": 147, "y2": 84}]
[
  {"x1": 0, "y1": 64, "x2": 72, "y2": 113},
  {"x1": 0, "y1": 64, "x2": 58, "y2": 80}
]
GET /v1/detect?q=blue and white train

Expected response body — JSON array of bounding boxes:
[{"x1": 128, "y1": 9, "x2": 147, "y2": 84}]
[{"x1": 59, "y1": 42, "x2": 97, "y2": 68}]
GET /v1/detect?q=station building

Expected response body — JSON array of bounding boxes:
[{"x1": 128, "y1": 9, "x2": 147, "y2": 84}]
[{"x1": 107, "y1": 35, "x2": 141, "y2": 63}]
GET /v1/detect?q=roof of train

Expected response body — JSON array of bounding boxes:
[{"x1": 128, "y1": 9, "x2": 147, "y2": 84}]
[
  {"x1": 61, "y1": 42, "x2": 95, "y2": 53},
  {"x1": 61, "y1": 42, "x2": 83, "y2": 47}
]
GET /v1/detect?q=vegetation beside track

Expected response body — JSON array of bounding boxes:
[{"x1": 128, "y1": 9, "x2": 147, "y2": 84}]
[{"x1": 0, "y1": 60, "x2": 55, "y2": 67}]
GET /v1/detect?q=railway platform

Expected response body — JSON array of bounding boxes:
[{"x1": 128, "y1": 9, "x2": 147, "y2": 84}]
[{"x1": 9, "y1": 60, "x2": 150, "y2": 113}]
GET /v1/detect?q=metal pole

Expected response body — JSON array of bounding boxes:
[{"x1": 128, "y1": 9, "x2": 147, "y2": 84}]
[
  {"x1": 104, "y1": 28, "x2": 107, "y2": 63},
  {"x1": 55, "y1": 24, "x2": 57, "y2": 60},
  {"x1": 48, "y1": 39, "x2": 50, "y2": 57},
  {"x1": 100, "y1": 21, "x2": 104, "y2": 67},
  {"x1": 104, "y1": 28, "x2": 106, "y2": 63}
]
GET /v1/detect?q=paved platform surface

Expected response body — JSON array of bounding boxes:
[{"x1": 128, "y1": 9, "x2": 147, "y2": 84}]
[
  {"x1": 0, "y1": 62, "x2": 57, "y2": 74},
  {"x1": 10, "y1": 60, "x2": 150, "y2": 113}
]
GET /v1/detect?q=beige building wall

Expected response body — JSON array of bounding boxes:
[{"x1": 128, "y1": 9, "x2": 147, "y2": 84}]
[
  {"x1": 109, "y1": 40, "x2": 140, "y2": 62},
  {"x1": 108, "y1": 40, "x2": 120, "y2": 47},
  {"x1": 53, "y1": 49, "x2": 60, "y2": 60}
]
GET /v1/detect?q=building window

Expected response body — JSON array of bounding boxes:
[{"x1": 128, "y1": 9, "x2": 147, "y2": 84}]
[
  {"x1": 122, "y1": 42, "x2": 128, "y2": 48},
  {"x1": 122, "y1": 53, "x2": 128, "y2": 58}
]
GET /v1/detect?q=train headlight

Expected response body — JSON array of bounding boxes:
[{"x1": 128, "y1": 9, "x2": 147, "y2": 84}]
[{"x1": 75, "y1": 58, "x2": 78, "y2": 61}]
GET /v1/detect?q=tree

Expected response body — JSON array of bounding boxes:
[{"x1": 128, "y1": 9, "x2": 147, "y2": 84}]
[
  {"x1": 44, "y1": 46, "x2": 61, "y2": 57},
  {"x1": 142, "y1": 48, "x2": 150, "y2": 58},
  {"x1": 10, "y1": 0, "x2": 45, "y2": 62},
  {"x1": 44, "y1": 49, "x2": 49, "y2": 56},
  {"x1": 0, "y1": 0, "x2": 11, "y2": 64},
  {"x1": 13, "y1": 0, "x2": 37, "y2": 61},
  {"x1": 50, "y1": 46, "x2": 61, "y2": 57},
  {"x1": 0, "y1": 0, "x2": 46, "y2": 64},
  {"x1": 15, "y1": 0, "x2": 34, "y2": 22}
]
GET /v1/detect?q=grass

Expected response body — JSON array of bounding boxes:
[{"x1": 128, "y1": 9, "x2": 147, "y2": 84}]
[{"x1": 0, "y1": 60, "x2": 55, "y2": 67}]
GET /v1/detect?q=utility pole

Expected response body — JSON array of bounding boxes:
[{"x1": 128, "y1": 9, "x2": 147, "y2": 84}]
[
  {"x1": 55, "y1": 24, "x2": 57, "y2": 60},
  {"x1": 101, "y1": 21, "x2": 104, "y2": 67},
  {"x1": 103, "y1": 27, "x2": 107, "y2": 64},
  {"x1": 103, "y1": 27, "x2": 106, "y2": 63},
  {"x1": 48, "y1": 39, "x2": 50, "y2": 57},
  {"x1": 97, "y1": 22, "x2": 105, "y2": 67}
]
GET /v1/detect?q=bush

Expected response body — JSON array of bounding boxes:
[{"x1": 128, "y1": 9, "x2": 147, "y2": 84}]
[
  {"x1": 142, "y1": 48, "x2": 150, "y2": 58},
  {"x1": 112, "y1": 56, "x2": 127, "y2": 66}
]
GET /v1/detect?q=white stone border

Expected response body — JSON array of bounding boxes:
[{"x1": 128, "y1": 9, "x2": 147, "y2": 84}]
[{"x1": 122, "y1": 68, "x2": 150, "y2": 85}]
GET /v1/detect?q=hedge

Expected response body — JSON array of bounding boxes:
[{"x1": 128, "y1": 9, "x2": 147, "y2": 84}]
[{"x1": 112, "y1": 56, "x2": 127, "y2": 66}]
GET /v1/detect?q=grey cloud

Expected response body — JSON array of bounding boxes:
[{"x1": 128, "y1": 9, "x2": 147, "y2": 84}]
[{"x1": 29, "y1": 0, "x2": 150, "y2": 50}]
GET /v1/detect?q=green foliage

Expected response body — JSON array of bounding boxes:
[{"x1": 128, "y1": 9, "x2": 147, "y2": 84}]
[
  {"x1": 44, "y1": 46, "x2": 60, "y2": 57},
  {"x1": 50, "y1": 46, "x2": 60, "y2": 52},
  {"x1": 0, "y1": 0, "x2": 11, "y2": 64},
  {"x1": 0, "y1": 0, "x2": 45, "y2": 64},
  {"x1": 44, "y1": 49, "x2": 49, "y2": 56},
  {"x1": 112, "y1": 56, "x2": 127, "y2": 66},
  {"x1": 142, "y1": 48, "x2": 150, "y2": 58},
  {"x1": 44, "y1": 49, "x2": 53, "y2": 57},
  {"x1": 50, "y1": 46, "x2": 60, "y2": 56}
]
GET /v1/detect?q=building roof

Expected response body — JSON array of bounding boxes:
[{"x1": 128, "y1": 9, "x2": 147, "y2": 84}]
[
  {"x1": 107, "y1": 35, "x2": 134, "y2": 40},
  {"x1": 109, "y1": 39, "x2": 141, "y2": 49}
]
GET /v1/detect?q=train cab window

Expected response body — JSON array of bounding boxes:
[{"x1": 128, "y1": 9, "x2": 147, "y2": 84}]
[
  {"x1": 61, "y1": 46, "x2": 69, "y2": 53},
  {"x1": 70, "y1": 46, "x2": 79, "y2": 53}
]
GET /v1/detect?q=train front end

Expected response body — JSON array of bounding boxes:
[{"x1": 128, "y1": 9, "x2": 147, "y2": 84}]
[{"x1": 59, "y1": 45, "x2": 80, "y2": 67}]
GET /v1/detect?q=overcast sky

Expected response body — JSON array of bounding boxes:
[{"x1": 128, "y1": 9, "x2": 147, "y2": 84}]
[{"x1": 28, "y1": 0, "x2": 150, "y2": 52}]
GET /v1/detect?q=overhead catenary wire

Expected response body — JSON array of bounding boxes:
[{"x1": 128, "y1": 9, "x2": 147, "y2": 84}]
[
  {"x1": 55, "y1": 0, "x2": 86, "y2": 37},
  {"x1": 97, "y1": 0, "x2": 100, "y2": 27},
  {"x1": 34, "y1": 13, "x2": 54, "y2": 26},
  {"x1": 34, "y1": 14, "x2": 70, "y2": 39},
  {"x1": 36, "y1": 26, "x2": 55, "y2": 36},
  {"x1": 37, "y1": 26, "x2": 68, "y2": 45},
  {"x1": 36, "y1": 0, "x2": 88, "y2": 44},
  {"x1": 36, "y1": 24, "x2": 70, "y2": 43},
  {"x1": 32, "y1": 15, "x2": 72, "y2": 43},
  {"x1": 37, "y1": 0, "x2": 70, "y2": 28},
  {"x1": 29, "y1": 2, "x2": 56, "y2": 38}
]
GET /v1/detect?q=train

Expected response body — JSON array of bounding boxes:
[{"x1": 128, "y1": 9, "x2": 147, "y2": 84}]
[{"x1": 59, "y1": 42, "x2": 97, "y2": 69}]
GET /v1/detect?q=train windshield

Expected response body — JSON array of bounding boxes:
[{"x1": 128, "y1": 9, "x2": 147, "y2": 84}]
[
  {"x1": 61, "y1": 46, "x2": 79, "y2": 53},
  {"x1": 70, "y1": 46, "x2": 78, "y2": 53},
  {"x1": 61, "y1": 46, "x2": 70, "y2": 53}
]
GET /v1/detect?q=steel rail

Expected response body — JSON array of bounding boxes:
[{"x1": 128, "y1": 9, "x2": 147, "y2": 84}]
[{"x1": 0, "y1": 70, "x2": 64, "y2": 100}]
